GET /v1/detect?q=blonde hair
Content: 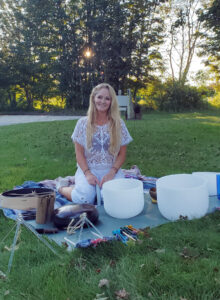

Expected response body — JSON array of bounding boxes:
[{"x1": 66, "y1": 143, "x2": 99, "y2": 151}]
[{"x1": 87, "y1": 83, "x2": 121, "y2": 155}]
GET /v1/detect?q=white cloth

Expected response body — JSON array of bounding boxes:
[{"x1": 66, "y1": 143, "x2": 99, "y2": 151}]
[
  {"x1": 71, "y1": 167, "x2": 124, "y2": 204},
  {"x1": 71, "y1": 117, "x2": 133, "y2": 170}
]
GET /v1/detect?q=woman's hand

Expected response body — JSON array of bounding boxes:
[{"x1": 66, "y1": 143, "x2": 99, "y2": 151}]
[
  {"x1": 100, "y1": 169, "x2": 116, "y2": 187},
  {"x1": 85, "y1": 171, "x2": 100, "y2": 186},
  {"x1": 100, "y1": 145, "x2": 127, "y2": 187}
]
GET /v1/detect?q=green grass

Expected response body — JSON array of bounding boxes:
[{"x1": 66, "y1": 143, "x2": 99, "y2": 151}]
[{"x1": 0, "y1": 111, "x2": 220, "y2": 299}]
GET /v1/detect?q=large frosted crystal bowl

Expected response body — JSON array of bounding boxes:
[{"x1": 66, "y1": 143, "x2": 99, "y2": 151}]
[
  {"x1": 192, "y1": 172, "x2": 220, "y2": 196},
  {"x1": 156, "y1": 174, "x2": 209, "y2": 221}
]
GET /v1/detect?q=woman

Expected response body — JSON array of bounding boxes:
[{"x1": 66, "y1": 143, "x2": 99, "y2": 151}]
[{"x1": 58, "y1": 83, "x2": 132, "y2": 204}]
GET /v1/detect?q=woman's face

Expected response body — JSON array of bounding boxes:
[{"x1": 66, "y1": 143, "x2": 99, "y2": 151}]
[{"x1": 94, "y1": 88, "x2": 111, "y2": 114}]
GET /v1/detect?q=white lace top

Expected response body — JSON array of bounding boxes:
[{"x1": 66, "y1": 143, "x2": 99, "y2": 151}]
[{"x1": 71, "y1": 117, "x2": 133, "y2": 170}]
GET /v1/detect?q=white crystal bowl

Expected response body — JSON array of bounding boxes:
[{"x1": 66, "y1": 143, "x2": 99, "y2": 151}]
[
  {"x1": 156, "y1": 174, "x2": 209, "y2": 221},
  {"x1": 192, "y1": 172, "x2": 220, "y2": 196},
  {"x1": 102, "y1": 178, "x2": 144, "y2": 219}
]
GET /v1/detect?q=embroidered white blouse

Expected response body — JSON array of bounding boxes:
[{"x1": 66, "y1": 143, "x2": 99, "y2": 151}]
[{"x1": 71, "y1": 116, "x2": 133, "y2": 170}]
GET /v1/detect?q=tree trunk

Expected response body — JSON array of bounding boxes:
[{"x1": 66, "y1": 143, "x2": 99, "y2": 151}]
[{"x1": 25, "y1": 88, "x2": 33, "y2": 109}]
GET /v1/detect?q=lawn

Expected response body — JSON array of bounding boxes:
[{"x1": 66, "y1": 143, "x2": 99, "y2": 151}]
[{"x1": 0, "y1": 111, "x2": 220, "y2": 299}]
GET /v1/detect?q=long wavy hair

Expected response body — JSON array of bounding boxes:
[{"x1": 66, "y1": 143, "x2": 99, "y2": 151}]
[{"x1": 87, "y1": 83, "x2": 121, "y2": 155}]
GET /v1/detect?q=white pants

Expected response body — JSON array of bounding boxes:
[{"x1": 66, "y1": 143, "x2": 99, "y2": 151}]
[{"x1": 71, "y1": 167, "x2": 124, "y2": 204}]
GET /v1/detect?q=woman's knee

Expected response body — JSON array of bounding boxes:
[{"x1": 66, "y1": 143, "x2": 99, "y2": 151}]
[
  {"x1": 71, "y1": 184, "x2": 96, "y2": 204},
  {"x1": 59, "y1": 186, "x2": 73, "y2": 201}
]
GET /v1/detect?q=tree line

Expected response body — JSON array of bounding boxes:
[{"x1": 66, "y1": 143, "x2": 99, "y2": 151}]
[{"x1": 0, "y1": 0, "x2": 219, "y2": 112}]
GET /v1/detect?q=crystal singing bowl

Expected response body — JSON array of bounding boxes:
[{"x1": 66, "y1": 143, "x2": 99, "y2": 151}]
[
  {"x1": 102, "y1": 178, "x2": 144, "y2": 219},
  {"x1": 156, "y1": 174, "x2": 209, "y2": 221},
  {"x1": 192, "y1": 172, "x2": 220, "y2": 196}
]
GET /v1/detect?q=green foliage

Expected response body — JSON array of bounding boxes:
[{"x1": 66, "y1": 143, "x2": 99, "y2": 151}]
[
  {"x1": 153, "y1": 81, "x2": 207, "y2": 112},
  {"x1": 0, "y1": 89, "x2": 9, "y2": 110},
  {"x1": 209, "y1": 91, "x2": 220, "y2": 108},
  {"x1": 199, "y1": 0, "x2": 220, "y2": 57},
  {"x1": 197, "y1": 85, "x2": 215, "y2": 98},
  {"x1": 199, "y1": 0, "x2": 220, "y2": 79},
  {"x1": 135, "y1": 80, "x2": 212, "y2": 112},
  {"x1": 0, "y1": 0, "x2": 166, "y2": 111},
  {"x1": 135, "y1": 80, "x2": 162, "y2": 111},
  {"x1": 0, "y1": 0, "x2": 68, "y2": 111},
  {"x1": 123, "y1": 0, "x2": 165, "y2": 98}
]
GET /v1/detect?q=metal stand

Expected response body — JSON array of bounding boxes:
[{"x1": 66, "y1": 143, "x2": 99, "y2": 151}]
[
  {"x1": 0, "y1": 212, "x2": 59, "y2": 276},
  {"x1": 67, "y1": 212, "x2": 103, "y2": 244}
]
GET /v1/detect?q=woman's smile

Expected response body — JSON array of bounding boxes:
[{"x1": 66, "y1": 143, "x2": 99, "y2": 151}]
[{"x1": 94, "y1": 88, "x2": 111, "y2": 113}]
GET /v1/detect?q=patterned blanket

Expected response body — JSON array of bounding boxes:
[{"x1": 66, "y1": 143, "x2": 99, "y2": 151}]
[{"x1": 2, "y1": 165, "x2": 157, "y2": 221}]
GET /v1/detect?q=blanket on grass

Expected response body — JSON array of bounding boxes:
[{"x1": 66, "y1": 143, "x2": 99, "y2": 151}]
[
  {"x1": 2, "y1": 166, "x2": 219, "y2": 250},
  {"x1": 4, "y1": 192, "x2": 219, "y2": 250},
  {"x1": 2, "y1": 165, "x2": 156, "y2": 221}
]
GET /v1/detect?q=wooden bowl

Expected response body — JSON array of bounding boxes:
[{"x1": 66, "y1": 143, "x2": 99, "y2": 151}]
[{"x1": 149, "y1": 187, "x2": 157, "y2": 204}]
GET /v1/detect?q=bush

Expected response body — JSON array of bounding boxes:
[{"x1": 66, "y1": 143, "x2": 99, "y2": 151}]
[
  {"x1": 0, "y1": 89, "x2": 8, "y2": 110},
  {"x1": 197, "y1": 85, "x2": 215, "y2": 98},
  {"x1": 154, "y1": 81, "x2": 207, "y2": 112},
  {"x1": 208, "y1": 92, "x2": 220, "y2": 108}
]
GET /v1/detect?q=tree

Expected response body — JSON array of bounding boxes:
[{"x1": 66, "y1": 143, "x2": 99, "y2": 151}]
[
  {"x1": 199, "y1": 0, "x2": 220, "y2": 81},
  {"x1": 0, "y1": 0, "x2": 169, "y2": 110},
  {"x1": 124, "y1": 0, "x2": 166, "y2": 101},
  {"x1": 89, "y1": 0, "x2": 132, "y2": 93},
  {"x1": 0, "y1": 0, "x2": 68, "y2": 109},
  {"x1": 162, "y1": 0, "x2": 204, "y2": 86},
  {"x1": 68, "y1": 0, "x2": 166, "y2": 103}
]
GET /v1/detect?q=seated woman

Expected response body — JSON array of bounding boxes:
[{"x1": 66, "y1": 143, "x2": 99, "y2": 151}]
[{"x1": 58, "y1": 83, "x2": 133, "y2": 204}]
